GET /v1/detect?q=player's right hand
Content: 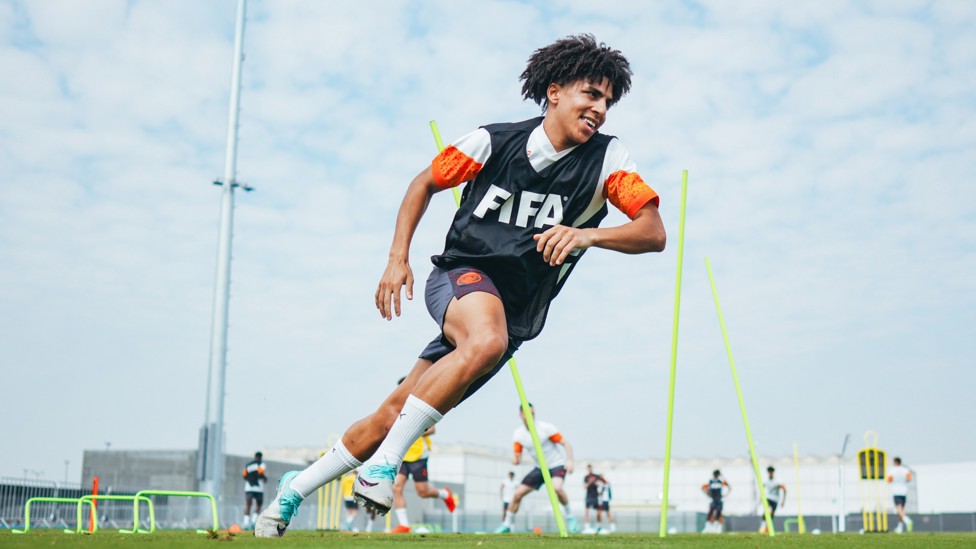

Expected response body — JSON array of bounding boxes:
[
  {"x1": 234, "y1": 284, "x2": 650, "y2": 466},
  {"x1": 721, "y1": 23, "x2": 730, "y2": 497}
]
[{"x1": 375, "y1": 257, "x2": 414, "y2": 320}]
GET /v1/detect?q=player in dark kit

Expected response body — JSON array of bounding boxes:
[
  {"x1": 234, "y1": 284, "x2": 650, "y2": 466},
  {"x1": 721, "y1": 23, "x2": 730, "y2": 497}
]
[
  {"x1": 582, "y1": 464, "x2": 607, "y2": 533},
  {"x1": 701, "y1": 469, "x2": 730, "y2": 533},
  {"x1": 242, "y1": 451, "x2": 267, "y2": 529},
  {"x1": 255, "y1": 33, "x2": 666, "y2": 538}
]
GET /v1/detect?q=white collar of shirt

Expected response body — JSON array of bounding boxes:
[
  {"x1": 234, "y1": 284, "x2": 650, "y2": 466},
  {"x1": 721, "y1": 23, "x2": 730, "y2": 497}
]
[{"x1": 526, "y1": 123, "x2": 579, "y2": 172}]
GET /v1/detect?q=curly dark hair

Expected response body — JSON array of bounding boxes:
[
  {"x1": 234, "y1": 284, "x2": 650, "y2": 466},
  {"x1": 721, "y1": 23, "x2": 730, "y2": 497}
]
[{"x1": 519, "y1": 34, "x2": 632, "y2": 111}]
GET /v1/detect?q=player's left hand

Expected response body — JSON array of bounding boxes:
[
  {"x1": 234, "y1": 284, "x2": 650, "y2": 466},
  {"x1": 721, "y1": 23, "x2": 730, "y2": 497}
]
[
  {"x1": 533, "y1": 225, "x2": 592, "y2": 266},
  {"x1": 566, "y1": 461, "x2": 575, "y2": 475}
]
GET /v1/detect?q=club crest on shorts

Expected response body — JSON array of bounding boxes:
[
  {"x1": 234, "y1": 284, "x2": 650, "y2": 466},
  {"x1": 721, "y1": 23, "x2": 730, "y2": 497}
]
[{"x1": 456, "y1": 272, "x2": 483, "y2": 286}]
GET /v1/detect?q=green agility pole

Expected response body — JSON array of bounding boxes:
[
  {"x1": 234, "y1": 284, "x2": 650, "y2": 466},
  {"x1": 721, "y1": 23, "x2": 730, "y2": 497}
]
[
  {"x1": 659, "y1": 170, "x2": 688, "y2": 537},
  {"x1": 705, "y1": 257, "x2": 775, "y2": 536},
  {"x1": 430, "y1": 120, "x2": 568, "y2": 537}
]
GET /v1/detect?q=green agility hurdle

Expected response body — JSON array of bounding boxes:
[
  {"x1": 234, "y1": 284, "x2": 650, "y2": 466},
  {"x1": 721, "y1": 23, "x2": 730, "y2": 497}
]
[
  {"x1": 128, "y1": 490, "x2": 219, "y2": 534},
  {"x1": 10, "y1": 497, "x2": 95, "y2": 534},
  {"x1": 67, "y1": 495, "x2": 155, "y2": 534}
]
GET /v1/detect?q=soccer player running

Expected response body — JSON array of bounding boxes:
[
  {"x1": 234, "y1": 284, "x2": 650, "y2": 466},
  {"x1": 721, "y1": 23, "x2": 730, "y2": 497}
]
[
  {"x1": 759, "y1": 465, "x2": 786, "y2": 533},
  {"x1": 500, "y1": 471, "x2": 518, "y2": 517},
  {"x1": 888, "y1": 456, "x2": 914, "y2": 533},
  {"x1": 582, "y1": 464, "x2": 606, "y2": 533},
  {"x1": 495, "y1": 404, "x2": 579, "y2": 533},
  {"x1": 390, "y1": 376, "x2": 455, "y2": 534},
  {"x1": 254, "y1": 33, "x2": 665, "y2": 538},
  {"x1": 596, "y1": 477, "x2": 616, "y2": 534},
  {"x1": 701, "y1": 469, "x2": 730, "y2": 534},
  {"x1": 241, "y1": 451, "x2": 266, "y2": 530}
]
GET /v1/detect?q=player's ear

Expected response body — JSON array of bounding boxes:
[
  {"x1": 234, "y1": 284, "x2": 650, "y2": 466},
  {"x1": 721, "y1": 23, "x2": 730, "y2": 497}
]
[{"x1": 546, "y1": 83, "x2": 561, "y2": 107}]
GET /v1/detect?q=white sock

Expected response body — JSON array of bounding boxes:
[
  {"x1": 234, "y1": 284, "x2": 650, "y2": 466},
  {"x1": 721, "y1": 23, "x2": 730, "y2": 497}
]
[
  {"x1": 365, "y1": 517, "x2": 374, "y2": 532},
  {"x1": 438, "y1": 488, "x2": 449, "y2": 500},
  {"x1": 242, "y1": 514, "x2": 250, "y2": 527},
  {"x1": 362, "y1": 395, "x2": 443, "y2": 469},
  {"x1": 562, "y1": 503, "x2": 572, "y2": 516},
  {"x1": 290, "y1": 439, "x2": 363, "y2": 498},
  {"x1": 395, "y1": 508, "x2": 409, "y2": 527},
  {"x1": 503, "y1": 510, "x2": 515, "y2": 526}
]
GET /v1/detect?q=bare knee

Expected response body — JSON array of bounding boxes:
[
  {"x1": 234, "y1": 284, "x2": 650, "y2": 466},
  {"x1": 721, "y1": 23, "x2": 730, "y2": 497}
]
[{"x1": 457, "y1": 332, "x2": 507, "y2": 375}]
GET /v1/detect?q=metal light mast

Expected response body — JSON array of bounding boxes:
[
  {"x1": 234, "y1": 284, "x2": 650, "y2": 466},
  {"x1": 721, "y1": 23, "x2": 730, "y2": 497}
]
[{"x1": 199, "y1": 0, "x2": 250, "y2": 503}]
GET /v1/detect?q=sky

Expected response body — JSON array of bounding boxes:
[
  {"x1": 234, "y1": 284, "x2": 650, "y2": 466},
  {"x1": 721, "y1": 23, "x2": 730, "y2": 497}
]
[{"x1": 1, "y1": 0, "x2": 974, "y2": 485}]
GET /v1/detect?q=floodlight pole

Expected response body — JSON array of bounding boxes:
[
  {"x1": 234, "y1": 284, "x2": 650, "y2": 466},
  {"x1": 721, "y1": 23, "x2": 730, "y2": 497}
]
[{"x1": 200, "y1": 0, "x2": 248, "y2": 504}]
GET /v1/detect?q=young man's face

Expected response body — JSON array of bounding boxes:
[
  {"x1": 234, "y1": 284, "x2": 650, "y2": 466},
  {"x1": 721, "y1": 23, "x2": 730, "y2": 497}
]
[{"x1": 545, "y1": 77, "x2": 614, "y2": 151}]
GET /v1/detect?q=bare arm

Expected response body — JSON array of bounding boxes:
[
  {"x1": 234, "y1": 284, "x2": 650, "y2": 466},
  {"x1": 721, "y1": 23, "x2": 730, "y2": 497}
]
[
  {"x1": 375, "y1": 166, "x2": 443, "y2": 319},
  {"x1": 561, "y1": 440, "x2": 575, "y2": 475},
  {"x1": 533, "y1": 201, "x2": 666, "y2": 266}
]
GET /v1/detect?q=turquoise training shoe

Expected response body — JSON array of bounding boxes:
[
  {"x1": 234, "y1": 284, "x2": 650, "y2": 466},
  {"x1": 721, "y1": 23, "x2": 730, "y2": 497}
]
[
  {"x1": 253, "y1": 470, "x2": 302, "y2": 538},
  {"x1": 566, "y1": 515, "x2": 580, "y2": 533},
  {"x1": 493, "y1": 523, "x2": 512, "y2": 533},
  {"x1": 353, "y1": 463, "x2": 397, "y2": 515}
]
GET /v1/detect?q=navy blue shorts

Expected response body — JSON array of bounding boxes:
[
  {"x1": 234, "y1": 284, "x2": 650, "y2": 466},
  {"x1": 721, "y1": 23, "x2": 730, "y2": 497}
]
[
  {"x1": 521, "y1": 466, "x2": 567, "y2": 491},
  {"x1": 419, "y1": 267, "x2": 521, "y2": 404},
  {"x1": 894, "y1": 495, "x2": 907, "y2": 506},
  {"x1": 398, "y1": 458, "x2": 429, "y2": 482}
]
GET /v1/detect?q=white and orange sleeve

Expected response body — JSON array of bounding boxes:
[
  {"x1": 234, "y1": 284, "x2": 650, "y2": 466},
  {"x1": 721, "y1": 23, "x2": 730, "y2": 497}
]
[
  {"x1": 599, "y1": 139, "x2": 659, "y2": 218},
  {"x1": 431, "y1": 128, "x2": 492, "y2": 189}
]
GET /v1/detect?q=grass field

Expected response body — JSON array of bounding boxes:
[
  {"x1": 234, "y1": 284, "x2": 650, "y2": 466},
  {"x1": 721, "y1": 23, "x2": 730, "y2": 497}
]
[{"x1": 3, "y1": 530, "x2": 976, "y2": 548}]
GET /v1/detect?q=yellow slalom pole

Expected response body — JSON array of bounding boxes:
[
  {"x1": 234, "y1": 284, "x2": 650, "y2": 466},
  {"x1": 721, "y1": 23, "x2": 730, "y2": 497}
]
[
  {"x1": 705, "y1": 257, "x2": 775, "y2": 536},
  {"x1": 659, "y1": 170, "x2": 688, "y2": 538},
  {"x1": 430, "y1": 120, "x2": 568, "y2": 537},
  {"x1": 793, "y1": 442, "x2": 806, "y2": 534},
  {"x1": 316, "y1": 484, "x2": 324, "y2": 529}
]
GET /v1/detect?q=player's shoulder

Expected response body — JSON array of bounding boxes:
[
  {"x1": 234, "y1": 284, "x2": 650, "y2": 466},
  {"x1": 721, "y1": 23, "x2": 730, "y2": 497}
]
[
  {"x1": 482, "y1": 117, "x2": 544, "y2": 136},
  {"x1": 535, "y1": 420, "x2": 558, "y2": 432}
]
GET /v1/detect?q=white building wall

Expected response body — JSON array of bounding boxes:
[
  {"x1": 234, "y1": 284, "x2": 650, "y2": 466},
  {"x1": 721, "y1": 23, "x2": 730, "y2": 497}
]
[
  {"x1": 426, "y1": 445, "x2": 972, "y2": 518},
  {"x1": 914, "y1": 461, "x2": 976, "y2": 513}
]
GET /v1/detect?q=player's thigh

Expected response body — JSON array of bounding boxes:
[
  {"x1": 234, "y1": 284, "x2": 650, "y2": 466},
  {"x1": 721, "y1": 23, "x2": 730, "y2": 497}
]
[
  {"x1": 393, "y1": 473, "x2": 408, "y2": 493},
  {"x1": 512, "y1": 484, "x2": 533, "y2": 503},
  {"x1": 442, "y1": 292, "x2": 507, "y2": 352}
]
